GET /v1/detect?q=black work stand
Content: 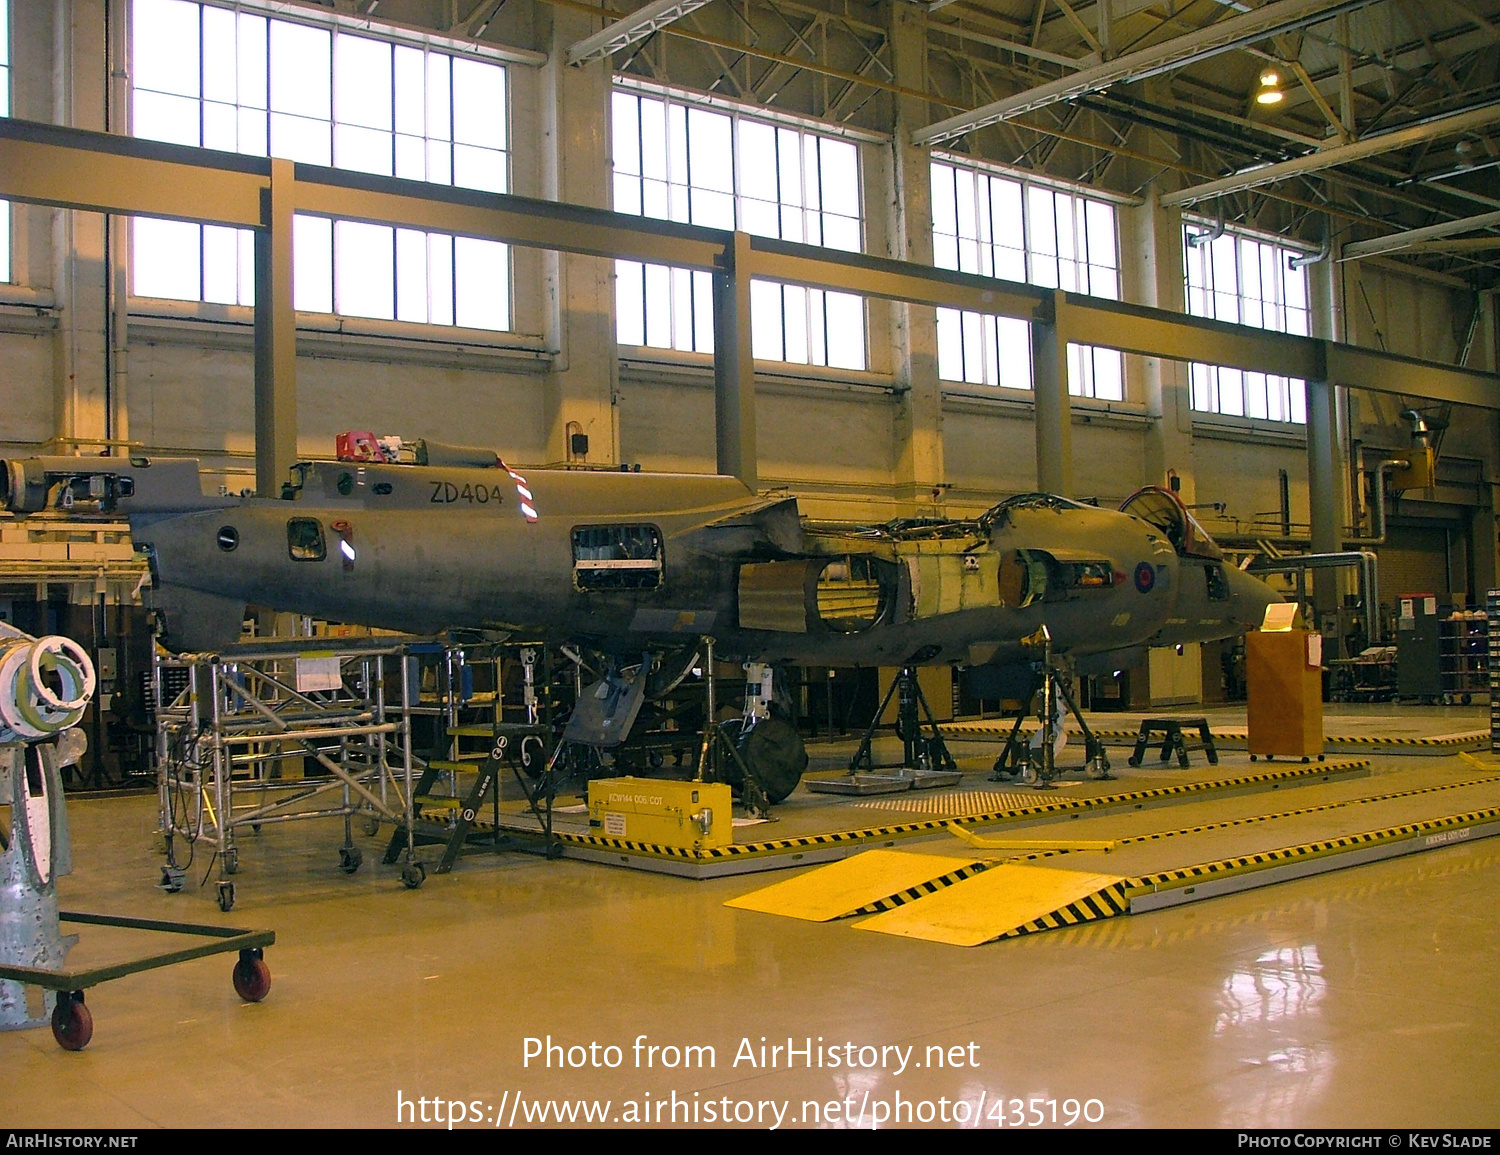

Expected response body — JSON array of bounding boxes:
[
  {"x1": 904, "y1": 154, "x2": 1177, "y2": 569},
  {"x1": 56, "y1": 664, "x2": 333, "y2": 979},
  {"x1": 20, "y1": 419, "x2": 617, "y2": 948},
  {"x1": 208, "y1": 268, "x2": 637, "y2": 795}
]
[
  {"x1": 383, "y1": 722, "x2": 555, "y2": 873},
  {"x1": 1127, "y1": 717, "x2": 1219, "y2": 768}
]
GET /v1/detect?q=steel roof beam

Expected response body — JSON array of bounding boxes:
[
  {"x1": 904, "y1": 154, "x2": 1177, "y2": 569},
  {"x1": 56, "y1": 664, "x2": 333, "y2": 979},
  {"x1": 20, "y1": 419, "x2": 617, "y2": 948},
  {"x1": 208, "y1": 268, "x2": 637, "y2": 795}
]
[
  {"x1": 1341, "y1": 207, "x2": 1500, "y2": 258},
  {"x1": 912, "y1": 0, "x2": 1373, "y2": 146},
  {"x1": 1164, "y1": 100, "x2": 1500, "y2": 205},
  {"x1": 567, "y1": 0, "x2": 719, "y2": 65}
]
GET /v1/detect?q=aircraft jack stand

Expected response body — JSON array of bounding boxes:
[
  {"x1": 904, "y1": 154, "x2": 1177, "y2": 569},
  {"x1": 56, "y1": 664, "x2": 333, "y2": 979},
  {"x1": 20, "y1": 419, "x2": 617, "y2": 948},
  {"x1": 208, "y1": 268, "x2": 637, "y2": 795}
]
[
  {"x1": 809, "y1": 666, "x2": 962, "y2": 797},
  {"x1": 990, "y1": 652, "x2": 1112, "y2": 790},
  {"x1": 695, "y1": 640, "x2": 775, "y2": 820}
]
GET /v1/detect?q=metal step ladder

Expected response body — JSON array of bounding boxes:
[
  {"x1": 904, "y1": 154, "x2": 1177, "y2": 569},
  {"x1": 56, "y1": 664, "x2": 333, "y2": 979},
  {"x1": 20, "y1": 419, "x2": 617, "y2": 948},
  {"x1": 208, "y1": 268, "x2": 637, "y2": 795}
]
[{"x1": 382, "y1": 722, "x2": 552, "y2": 873}]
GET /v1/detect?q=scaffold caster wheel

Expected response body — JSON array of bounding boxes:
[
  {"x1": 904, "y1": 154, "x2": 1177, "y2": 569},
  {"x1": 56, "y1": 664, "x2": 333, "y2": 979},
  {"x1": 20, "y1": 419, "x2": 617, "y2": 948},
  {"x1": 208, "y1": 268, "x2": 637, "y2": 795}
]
[
  {"x1": 1087, "y1": 755, "x2": 1111, "y2": 780},
  {"x1": 159, "y1": 865, "x2": 185, "y2": 893},
  {"x1": 217, "y1": 881, "x2": 235, "y2": 912},
  {"x1": 339, "y1": 846, "x2": 363, "y2": 874},
  {"x1": 223, "y1": 848, "x2": 239, "y2": 875},
  {"x1": 51, "y1": 992, "x2": 92, "y2": 1052},
  {"x1": 400, "y1": 862, "x2": 426, "y2": 889},
  {"x1": 232, "y1": 951, "x2": 271, "y2": 1003},
  {"x1": 546, "y1": 840, "x2": 565, "y2": 861},
  {"x1": 360, "y1": 814, "x2": 381, "y2": 837},
  {"x1": 1018, "y1": 761, "x2": 1039, "y2": 786}
]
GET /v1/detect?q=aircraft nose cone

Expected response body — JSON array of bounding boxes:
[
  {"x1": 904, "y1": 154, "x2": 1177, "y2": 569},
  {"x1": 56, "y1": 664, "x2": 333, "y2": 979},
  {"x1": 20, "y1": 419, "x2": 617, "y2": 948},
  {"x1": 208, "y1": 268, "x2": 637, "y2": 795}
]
[{"x1": 1228, "y1": 565, "x2": 1282, "y2": 632}]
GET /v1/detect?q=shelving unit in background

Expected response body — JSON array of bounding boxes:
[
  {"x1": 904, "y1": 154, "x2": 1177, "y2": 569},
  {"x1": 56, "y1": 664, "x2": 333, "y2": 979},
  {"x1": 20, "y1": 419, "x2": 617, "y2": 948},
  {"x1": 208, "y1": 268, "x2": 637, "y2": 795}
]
[{"x1": 1439, "y1": 610, "x2": 1489, "y2": 704}]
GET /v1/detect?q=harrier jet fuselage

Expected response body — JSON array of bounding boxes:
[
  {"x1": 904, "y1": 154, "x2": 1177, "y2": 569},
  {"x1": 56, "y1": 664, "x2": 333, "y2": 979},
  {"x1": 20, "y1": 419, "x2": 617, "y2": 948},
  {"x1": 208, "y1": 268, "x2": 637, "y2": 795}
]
[{"x1": 0, "y1": 450, "x2": 1276, "y2": 682}]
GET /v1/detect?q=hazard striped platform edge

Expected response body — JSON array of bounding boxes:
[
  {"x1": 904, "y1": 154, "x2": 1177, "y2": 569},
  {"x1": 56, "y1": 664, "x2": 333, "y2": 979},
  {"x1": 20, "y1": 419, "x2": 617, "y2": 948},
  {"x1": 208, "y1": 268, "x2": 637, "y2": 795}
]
[
  {"x1": 544, "y1": 760, "x2": 1369, "y2": 863},
  {"x1": 988, "y1": 805, "x2": 1500, "y2": 941},
  {"x1": 851, "y1": 861, "x2": 994, "y2": 916},
  {"x1": 944, "y1": 721, "x2": 1484, "y2": 751}
]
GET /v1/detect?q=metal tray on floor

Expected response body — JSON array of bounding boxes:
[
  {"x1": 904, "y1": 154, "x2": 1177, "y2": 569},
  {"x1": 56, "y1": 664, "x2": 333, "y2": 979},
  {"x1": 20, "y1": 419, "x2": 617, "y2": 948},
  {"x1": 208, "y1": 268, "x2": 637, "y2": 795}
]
[{"x1": 806, "y1": 770, "x2": 964, "y2": 796}]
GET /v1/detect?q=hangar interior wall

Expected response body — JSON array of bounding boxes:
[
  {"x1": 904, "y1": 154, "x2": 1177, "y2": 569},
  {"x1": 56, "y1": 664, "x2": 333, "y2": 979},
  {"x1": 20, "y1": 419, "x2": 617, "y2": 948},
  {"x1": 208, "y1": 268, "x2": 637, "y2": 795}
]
[{"x1": 0, "y1": 0, "x2": 1497, "y2": 594}]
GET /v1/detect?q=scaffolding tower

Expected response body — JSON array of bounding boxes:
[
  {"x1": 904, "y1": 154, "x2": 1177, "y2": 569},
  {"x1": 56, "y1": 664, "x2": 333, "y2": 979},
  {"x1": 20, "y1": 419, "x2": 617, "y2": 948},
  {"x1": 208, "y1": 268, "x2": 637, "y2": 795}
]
[{"x1": 154, "y1": 638, "x2": 422, "y2": 910}]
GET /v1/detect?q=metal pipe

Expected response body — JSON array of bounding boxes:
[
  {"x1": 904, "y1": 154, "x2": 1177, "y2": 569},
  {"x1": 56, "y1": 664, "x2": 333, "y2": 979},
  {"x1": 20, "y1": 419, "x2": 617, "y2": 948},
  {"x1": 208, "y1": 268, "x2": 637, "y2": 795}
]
[{"x1": 1248, "y1": 550, "x2": 1382, "y2": 642}]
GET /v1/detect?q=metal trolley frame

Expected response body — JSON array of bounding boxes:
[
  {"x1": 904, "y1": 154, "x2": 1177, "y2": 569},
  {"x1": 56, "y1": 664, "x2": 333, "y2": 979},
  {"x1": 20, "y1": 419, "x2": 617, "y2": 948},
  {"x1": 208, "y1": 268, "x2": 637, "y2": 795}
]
[{"x1": 154, "y1": 638, "x2": 423, "y2": 909}]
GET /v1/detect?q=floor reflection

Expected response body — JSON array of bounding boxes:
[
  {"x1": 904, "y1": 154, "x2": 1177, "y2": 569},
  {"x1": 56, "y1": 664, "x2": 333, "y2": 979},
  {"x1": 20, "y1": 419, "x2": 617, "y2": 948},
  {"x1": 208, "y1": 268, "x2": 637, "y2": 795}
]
[{"x1": 1213, "y1": 944, "x2": 1333, "y2": 1124}]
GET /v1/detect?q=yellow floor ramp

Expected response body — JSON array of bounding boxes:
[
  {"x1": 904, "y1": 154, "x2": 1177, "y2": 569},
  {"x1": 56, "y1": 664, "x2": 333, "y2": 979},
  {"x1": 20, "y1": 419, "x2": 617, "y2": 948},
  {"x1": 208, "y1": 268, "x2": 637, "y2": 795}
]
[
  {"x1": 723, "y1": 849, "x2": 988, "y2": 921},
  {"x1": 851, "y1": 864, "x2": 1130, "y2": 947}
]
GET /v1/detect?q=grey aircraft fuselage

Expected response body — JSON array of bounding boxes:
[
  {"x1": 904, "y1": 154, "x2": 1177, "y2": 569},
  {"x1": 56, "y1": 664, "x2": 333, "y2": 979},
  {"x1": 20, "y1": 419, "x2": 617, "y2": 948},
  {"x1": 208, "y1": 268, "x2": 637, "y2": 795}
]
[{"x1": 0, "y1": 455, "x2": 1279, "y2": 671}]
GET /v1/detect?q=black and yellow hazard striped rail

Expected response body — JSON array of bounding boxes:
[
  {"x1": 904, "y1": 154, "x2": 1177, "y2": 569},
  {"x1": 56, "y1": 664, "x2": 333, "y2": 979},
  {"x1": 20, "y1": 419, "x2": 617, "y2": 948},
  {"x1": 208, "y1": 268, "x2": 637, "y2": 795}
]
[
  {"x1": 944, "y1": 720, "x2": 1485, "y2": 754},
  {"x1": 984, "y1": 805, "x2": 1500, "y2": 940},
  {"x1": 552, "y1": 760, "x2": 1369, "y2": 874}
]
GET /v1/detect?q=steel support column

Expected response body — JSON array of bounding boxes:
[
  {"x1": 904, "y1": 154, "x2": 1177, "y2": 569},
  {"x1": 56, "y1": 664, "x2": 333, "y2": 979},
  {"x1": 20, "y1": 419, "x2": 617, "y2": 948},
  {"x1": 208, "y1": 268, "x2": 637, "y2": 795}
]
[
  {"x1": 714, "y1": 231, "x2": 757, "y2": 491},
  {"x1": 1032, "y1": 292, "x2": 1072, "y2": 496},
  {"x1": 1307, "y1": 376, "x2": 1342, "y2": 610},
  {"x1": 254, "y1": 158, "x2": 297, "y2": 498}
]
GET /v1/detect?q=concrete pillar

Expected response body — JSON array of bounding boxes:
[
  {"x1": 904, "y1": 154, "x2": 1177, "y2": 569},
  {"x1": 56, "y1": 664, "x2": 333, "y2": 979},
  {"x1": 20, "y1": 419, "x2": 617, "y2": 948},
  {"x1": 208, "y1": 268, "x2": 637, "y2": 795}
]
[
  {"x1": 51, "y1": 0, "x2": 110, "y2": 453},
  {"x1": 539, "y1": 7, "x2": 617, "y2": 467},
  {"x1": 1032, "y1": 291, "x2": 1072, "y2": 495},
  {"x1": 1133, "y1": 187, "x2": 1195, "y2": 502},
  {"x1": 254, "y1": 159, "x2": 297, "y2": 496},
  {"x1": 713, "y1": 232, "x2": 756, "y2": 489},
  {"x1": 887, "y1": 2, "x2": 944, "y2": 515}
]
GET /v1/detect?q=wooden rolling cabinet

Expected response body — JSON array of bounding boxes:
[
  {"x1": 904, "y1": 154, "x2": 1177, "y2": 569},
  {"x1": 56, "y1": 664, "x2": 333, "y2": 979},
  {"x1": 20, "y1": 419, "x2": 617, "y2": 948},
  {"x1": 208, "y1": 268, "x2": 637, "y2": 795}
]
[{"x1": 1246, "y1": 629, "x2": 1324, "y2": 760}]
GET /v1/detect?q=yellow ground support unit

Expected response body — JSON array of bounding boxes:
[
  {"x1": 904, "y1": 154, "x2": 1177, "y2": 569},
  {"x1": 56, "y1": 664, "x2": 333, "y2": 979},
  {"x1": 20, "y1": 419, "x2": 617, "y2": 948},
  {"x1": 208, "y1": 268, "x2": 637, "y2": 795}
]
[{"x1": 587, "y1": 777, "x2": 732, "y2": 851}]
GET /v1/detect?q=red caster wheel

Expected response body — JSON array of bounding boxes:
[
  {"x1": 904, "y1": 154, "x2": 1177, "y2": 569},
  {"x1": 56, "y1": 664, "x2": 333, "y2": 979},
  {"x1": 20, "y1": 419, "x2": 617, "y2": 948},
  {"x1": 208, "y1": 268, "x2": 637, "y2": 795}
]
[
  {"x1": 52, "y1": 992, "x2": 93, "y2": 1051},
  {"x1": 233, "y1": 950, "x2": 272, "y2": 1002}
]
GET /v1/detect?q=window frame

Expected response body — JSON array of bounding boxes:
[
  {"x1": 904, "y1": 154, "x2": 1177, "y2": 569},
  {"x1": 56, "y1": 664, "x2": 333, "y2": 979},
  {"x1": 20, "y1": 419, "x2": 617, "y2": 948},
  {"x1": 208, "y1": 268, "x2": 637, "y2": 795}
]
[
  {"x1": 1182, "y1": 219, "x2": 1313, "y2": 426},
  {"x1": 610, "y1": 82, "x2": 869, "y2": 372},
  {"x1": 287, "y1": 517, "x2": 327, "y2": 562},
  {"x1": 127, "y1": 0, "x2": 512, "y2": 331},
  {"x1": 1, "y1": 0, "x2": 11, "y2": 285},
  {"x1": 929, "y1": 155, "x2": 1126, "y2": 401}
]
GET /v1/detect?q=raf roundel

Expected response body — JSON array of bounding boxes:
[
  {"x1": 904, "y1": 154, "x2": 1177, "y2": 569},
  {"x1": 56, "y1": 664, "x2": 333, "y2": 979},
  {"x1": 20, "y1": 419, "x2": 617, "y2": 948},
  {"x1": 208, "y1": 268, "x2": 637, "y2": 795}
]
[{"x1": 1134, "y1": 561, "x2": 1156, "y2": 594}]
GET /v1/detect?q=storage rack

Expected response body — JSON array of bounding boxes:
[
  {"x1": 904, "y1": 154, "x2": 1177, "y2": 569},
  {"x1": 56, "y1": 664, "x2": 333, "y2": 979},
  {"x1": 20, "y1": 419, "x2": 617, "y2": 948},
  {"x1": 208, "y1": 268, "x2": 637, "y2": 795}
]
[
  {"x1": 1489, "y1": 589, "x2": 1500, "y2": 752},
  {"x1": 1439, "y1": 611, "x2": 1489, "y2": 704}
]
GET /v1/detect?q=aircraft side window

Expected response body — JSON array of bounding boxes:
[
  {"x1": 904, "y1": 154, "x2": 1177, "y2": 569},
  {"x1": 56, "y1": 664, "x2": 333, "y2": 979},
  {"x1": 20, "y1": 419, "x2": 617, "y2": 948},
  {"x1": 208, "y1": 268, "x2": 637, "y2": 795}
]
[
  {"x1": 287, "y1": 517, "x2": 327, "y2": 562},
  {"x1": 1206, "y1": 564, "x2": 1231, "y2": 601},
  {"x1": 572, "y1": 525, "x2": 663, "y2": 591}
]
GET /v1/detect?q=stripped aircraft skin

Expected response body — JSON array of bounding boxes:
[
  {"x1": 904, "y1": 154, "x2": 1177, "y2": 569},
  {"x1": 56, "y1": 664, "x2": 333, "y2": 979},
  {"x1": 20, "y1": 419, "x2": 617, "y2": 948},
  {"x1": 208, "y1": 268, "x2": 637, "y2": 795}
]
[{"x1": 0, "y1": 452, "x2": 1277, "y2": 678}]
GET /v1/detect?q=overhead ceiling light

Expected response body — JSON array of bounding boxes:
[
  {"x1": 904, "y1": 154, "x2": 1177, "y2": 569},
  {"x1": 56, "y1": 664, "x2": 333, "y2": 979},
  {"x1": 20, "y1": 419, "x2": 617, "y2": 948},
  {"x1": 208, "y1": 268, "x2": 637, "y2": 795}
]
[
  {"x1": 1256, "y1": 68, "x2": 1285, "y2": 105},
  {"x1": 1455, "y1": 140, "x2": 1476, "y2": 169}
]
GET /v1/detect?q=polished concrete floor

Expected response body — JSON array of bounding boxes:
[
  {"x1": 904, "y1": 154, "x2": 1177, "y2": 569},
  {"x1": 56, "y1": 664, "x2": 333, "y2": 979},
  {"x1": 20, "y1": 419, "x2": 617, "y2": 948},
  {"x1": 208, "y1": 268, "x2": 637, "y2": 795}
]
[{"x1": 4, "y1": 743, "x2": 1500, "y2": 1129}]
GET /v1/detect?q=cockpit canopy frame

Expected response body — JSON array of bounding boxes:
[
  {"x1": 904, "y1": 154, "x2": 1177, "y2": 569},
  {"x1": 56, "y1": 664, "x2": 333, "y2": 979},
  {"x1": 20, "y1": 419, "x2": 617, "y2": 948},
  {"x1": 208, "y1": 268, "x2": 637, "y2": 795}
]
[{"x1": 1119, "y1": 486, "x2": 1223, "y2": 561}]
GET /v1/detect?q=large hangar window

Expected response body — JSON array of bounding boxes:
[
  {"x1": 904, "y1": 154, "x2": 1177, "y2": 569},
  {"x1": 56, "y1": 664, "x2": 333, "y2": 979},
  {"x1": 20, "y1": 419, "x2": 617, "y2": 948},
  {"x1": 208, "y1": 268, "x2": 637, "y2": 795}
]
[
  {"x1": 930, "y1": 159, "x2": 1124, "y2": 401},
  {"x1": 129, "y1": 0, "x2": 510, "y2": 331},
  {"x1": 611, "y1": 83, "x2": 867, "y2": 371},
  {"x1": 1, "y1": 0, "x2": 10, "y2": 284},
  {"x1": 1183, "y1": 223, "x2": 1310, "y2": 424}
]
